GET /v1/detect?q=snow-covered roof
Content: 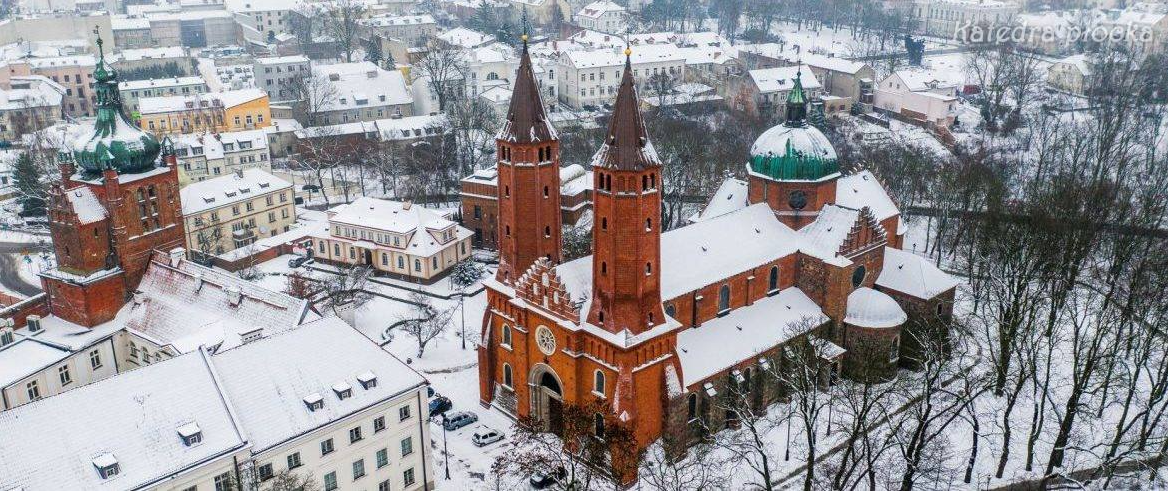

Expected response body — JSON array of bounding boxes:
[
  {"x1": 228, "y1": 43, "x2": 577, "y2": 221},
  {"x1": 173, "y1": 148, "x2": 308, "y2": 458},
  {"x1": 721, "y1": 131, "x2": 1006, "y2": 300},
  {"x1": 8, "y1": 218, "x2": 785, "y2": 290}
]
[
  {"x1": 437, "y1": 27, "x2": 494, "y2": 48},
  {"x1": 797, "y1": 205, "x2": 859, "y2": 261},
  {"x1": 1051, "y1": 54, "x2": 1092, "y2": 76},
  {"x1": 577, "y1": 0, "x2": 625, "y2": 19},
  {"x1": 180, "y1": 168, "x2": 291, "y2": 216},
  {"x1": 0, "y1": 75, "x2": 64, "y2": 111},
  {"x1": 254, "y1": 55, "x2": 310, "y2": 65},
  {"x1": 564, "y1": 44, "x2": 684, "y2": 69},
  {"x1": 749, "y1": 65, "x2": 821, "y2": 94},
  {"x1": 560, "y1": 164, "x2": 592, "y2": 196},
  {"x1": 802, "y1": 53, "x2": 868, "y2": 75},
  {"x1": 224, "y1": 0, "x2": 303, "y2": 12},
  {"x1": 172, "y1": 128, "x2": 268, "y2": 162},
  {"x1": 211, "y1": 316, "x2": 426, "y2": 452},
  {"x1": 834, "y1": 170, "x2": 900, "y2": 230},
  {"x1": 138, "y1": 88, "x2": 267, "y2": 114},
  {"x1": 557, "y1": 204, "x2": 803, "y2": 306},
  {"x1": 311, "y1": 62, "x2": 412, "y2": 112},
  {"x1": 0, "y1": 350, "x2": 247, "y2": 491},
  {"x1": 0, "y1": 336, "x2": 71, "y2": 388},
  {"x1": 108, "y1": 46, "x2": 187, "y2": 63},
  {"x1": 689, "y1": 178, "x2": 748, "y2": 223},
  {"x1": 876, "y1": 247, "x2": 958, "y2": 299},
  {"x1": 749, "y1": 123, "x2": 837, "y2": 168},
  {"x1": 676, "y1": 287, "x2": 827, "y2": 385},
  {"x1": 111, "y1": 15, "x2": 151, "y2": 30},
  {"x1": 63, "y1": 186, "x2": 108, "y2": 225},
  {"x1": 118, "y1": 76, "x2": 206, "y2": 92},
  {"x1": 361, "y1": 13, "x2": 436, "y2": 26},
  {"x1": 845, "y1": 287, "x2": 906, "y2": 328},
  {"x1": 122, "y1": 251, "x2": 310, "y2": 353},
  {"x1": 890, "y1": 68, "x2": 963, "y2": 92},
  {"x1": 323, "y1": 197, "x2": 472, "y2": 257}
]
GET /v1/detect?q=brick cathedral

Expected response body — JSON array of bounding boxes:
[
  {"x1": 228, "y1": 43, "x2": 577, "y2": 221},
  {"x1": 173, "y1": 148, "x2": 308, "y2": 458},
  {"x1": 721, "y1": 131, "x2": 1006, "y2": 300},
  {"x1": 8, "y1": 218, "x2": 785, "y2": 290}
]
[
  {"x1": 477, "y1": 41, "x2": 957, "y2": 482},
  {"x1": 39, "y1": 36, "x2": 185, "y2": 327}
]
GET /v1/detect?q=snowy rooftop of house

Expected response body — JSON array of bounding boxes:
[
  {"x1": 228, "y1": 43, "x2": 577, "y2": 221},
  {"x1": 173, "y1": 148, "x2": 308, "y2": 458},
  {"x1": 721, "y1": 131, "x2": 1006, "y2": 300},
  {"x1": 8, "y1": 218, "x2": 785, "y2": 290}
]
[
  {"x1": 311, "y1": 62, "x2": 412, "y2": 112},
  {"x1": 0, "y1": 350, "x2": 247, "y2": 491},
  {"x1": 0, "y1": 75, "x2": 64, "y2": 111},
  {"x1": 892, "y1": 68, "x2": 963, "y2": 92},
  {"x1": 120, "y1": 250, "x2": 311, "y2": 353},
  {"x1": 119, "y1": 76, "x2": 206, "y2": 92},
  {"x1": 63, "y1": 186, "x2": 108, "y2": 225},
  {"x1": 559, "y1": 164, "x2": 593, "y2": 196},
  {"x1": 835, "y1": 170, "x2": 902, "y2": 234},
  {"x1": 180, "y1": 168, "x2": 290, "y2": 216},
  {"x1": 323, "y1": 198, "x2": 472, "y2": 256},
  {"x1": 437, "y1": 27, "x2": 494, "y2": 48},
  {"x1": 254, "y1": 55, "x2": 310, "y2": 65},
  {"x1": 676, "y1": 287, "x2": 827, "y2": 385},
  {"x1": 577, "y1": 0, "x2": 625, "y2": 19},
  {"x1": 689, "y1": 178, "x2": 748, "y2": 223},
  {"x1": 138, "y1": 88, "x2": 267, "y2": 114},
  {"x1": 750, "y1": 65, "x2": 821, "y2": 93},
  {"x1": 111, "y1": 14, "x2": 153, "y2": 30},
  {"x1": 211, "y1": 316, "x2": 426, "y2": 452},
  {"x1": 224, "y1": 0, "x2": 304, "y2": 12},
  {"x1": 361, "y1": 13, "x2": 436, "y2": 26},
  {"x1": 796, "y1": 205, "x2": 862, "y2": 261},
  {"x1": 1052, "y1": 54, "x2": 1092, "y2": 76},
  {"x1": 108, "y1": 46, "x2": 188, "y2": 63},
  {"x1": 479, "y1": 85, "x2": 511, "y2": 104},
  {"x1": 564, "y1": 44, "x2": 685, "y2": 69},
  {"x1": 845, "y1": 287, "x2": 907, "y2": 328},
  {"x1": 294, "y1": 114, "x2": 445, "y2": 140},
  {"x1": 1102, "y1": 4, "x2": 1167, "y2": 25},
  {"x1": 0, "y1": 335, "x2": 72, "y2": 388},
  {"x1": 174, "y1": 127, "x2": 269, "y2": 159},
  {"x1": 23, "y1": 54, "x2": 95, "y2": 69},
  {"x1": 876, "y1": 247, "x2": 958, "y2": 299},
  {"x1": 802, "y1": 53, "x2": 868, "y2": 75}
]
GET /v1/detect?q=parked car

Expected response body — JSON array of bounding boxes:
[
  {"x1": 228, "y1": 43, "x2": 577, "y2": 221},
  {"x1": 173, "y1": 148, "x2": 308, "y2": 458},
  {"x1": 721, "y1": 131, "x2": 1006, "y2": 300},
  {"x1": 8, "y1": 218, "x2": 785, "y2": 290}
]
[
  {"x1": 429, "y1": 396, "x2": 452, "y2": 417},
  {"x1": 442, "y1": 411, "x2": 477, "y2": 431},
  {"x1": 471, "y1": 427, "x2": 504, "y2": 446},
  {"x1": 301, "y1": 184, "x2": 320, "y2": 192},
  {"x1": 287, "y1": 256, "x2": 312, "y2": 268},
  {"x1": 529, "y1": 467, "x2": 567, "y2": 489}
]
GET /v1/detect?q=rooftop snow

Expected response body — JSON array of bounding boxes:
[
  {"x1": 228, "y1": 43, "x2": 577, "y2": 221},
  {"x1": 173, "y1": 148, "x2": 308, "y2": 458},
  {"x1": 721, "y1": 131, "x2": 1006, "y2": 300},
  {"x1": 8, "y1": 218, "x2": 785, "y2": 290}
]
[
  {"x1": 749, "y1": 65, "x2": 822, "y2": 94},
  {"x1": 0, "y1": 350, "x2": 246, "y2": 491},
  {"x1": 676, "y1": 287, "x2": 827, "y2": 385},
  {"x1": 876, "y1": 247, "x2": 958, "y2": 299},
  {"x1": 211, "y1": 316, "x2": 426, "y2": 452},
  {"x1": 63, "y1": 186, "x2": 108, "y2": 225},
  {"x1": 689, "y1": 178, "x2": 748, "y2": 223},
  {"x1": 845, "y1": 287, "x2": 907, "y2": 328},
  {"x1": 834, "y1": 170, "x2": 900, "y2": 230},
  {"x1": 138, "y1": 88, "x2": 267, "y2": 114},
  {"x1": 180, "y1": 168, "x2": 289, "y2": 216}
]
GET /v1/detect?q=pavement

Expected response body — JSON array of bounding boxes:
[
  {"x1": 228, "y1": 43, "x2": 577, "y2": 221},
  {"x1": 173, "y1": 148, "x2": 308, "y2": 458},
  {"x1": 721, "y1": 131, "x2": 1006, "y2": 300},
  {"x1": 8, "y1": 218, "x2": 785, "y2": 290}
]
[{"x1": 0, "y1": 241, "x2": 47, "y2": 297}]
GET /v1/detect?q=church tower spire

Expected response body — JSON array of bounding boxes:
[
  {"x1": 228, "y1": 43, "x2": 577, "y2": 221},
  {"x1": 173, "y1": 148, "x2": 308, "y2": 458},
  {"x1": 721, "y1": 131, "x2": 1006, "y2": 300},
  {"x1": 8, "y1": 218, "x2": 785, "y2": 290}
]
[
  {"x1": 586, "y1": 47, "x2": 666, "y2": 335},
  {"x1": 494, "y1": 26, "x2": 562, "y2": 283}
]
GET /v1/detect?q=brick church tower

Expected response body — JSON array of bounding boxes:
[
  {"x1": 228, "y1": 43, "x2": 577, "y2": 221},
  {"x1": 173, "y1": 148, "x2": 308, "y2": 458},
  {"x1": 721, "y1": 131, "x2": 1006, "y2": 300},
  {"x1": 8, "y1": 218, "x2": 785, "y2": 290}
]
[
  {"x1": 587, "y1": 50, "x2": 666, "y2": 335},
  {"x1": 494, "y1": 34, "x2": 561, "y2": 283},
  {"x1": 40, "y1": 35, "x2": 186, "y2": 328}
]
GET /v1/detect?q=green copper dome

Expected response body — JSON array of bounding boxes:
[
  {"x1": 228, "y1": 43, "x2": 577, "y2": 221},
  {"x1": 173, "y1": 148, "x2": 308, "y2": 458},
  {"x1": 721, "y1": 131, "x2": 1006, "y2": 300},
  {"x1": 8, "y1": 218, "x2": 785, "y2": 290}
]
[
  {"x1": 70, "y1": 35, "x2": 161, "y2": 175},
  {"x1": 747, "y1": 69, "x2": 839, "y2": 182}
]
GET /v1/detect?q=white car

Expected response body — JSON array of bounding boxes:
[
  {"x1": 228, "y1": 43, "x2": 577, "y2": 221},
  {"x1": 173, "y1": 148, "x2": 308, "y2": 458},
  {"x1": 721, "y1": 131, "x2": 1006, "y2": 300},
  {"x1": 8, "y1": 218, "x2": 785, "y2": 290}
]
[{"x1": 471, "y1": 427, "x2": 504, "y2": 447}]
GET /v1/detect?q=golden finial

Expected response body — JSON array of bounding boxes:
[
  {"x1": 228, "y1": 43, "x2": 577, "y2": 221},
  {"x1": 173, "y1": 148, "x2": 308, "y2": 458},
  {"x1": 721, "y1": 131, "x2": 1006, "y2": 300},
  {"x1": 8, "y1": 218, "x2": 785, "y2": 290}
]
[
  {"x1": 521, "y1": 34, "x2": 528, "y2": 42},
  {"x1": 624, "y1": 47, "x2": 632, "y2": 56}
]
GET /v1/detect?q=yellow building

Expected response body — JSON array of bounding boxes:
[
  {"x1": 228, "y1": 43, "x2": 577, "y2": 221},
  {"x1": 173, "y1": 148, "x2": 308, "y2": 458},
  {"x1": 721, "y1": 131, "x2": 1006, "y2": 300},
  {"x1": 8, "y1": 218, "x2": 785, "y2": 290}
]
[{"x1": 138, "y1": 88, "x2": 271, "y2": 135}]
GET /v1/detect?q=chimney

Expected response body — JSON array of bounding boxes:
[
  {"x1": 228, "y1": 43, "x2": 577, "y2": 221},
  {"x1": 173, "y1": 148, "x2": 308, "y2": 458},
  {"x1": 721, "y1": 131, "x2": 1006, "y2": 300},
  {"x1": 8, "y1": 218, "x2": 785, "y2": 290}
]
[
  {"x1": 0, "y1": 326, "x2": 13, "y2": 346},
  {"x1": 25, "y1": 315, "x2": 41, "y2": 332},
  {"x1": 169, "y1": 248, "x2": 186, "y2": 267},
  {"x1": 194, "y1": 273, "x2": 205, "y2": 292},
  {"x1": 235, "y1": 168, "x2": 244, "y2": 178},
  {"x1": 226, "y1": 285, "x2": 243, "y2": 306}
]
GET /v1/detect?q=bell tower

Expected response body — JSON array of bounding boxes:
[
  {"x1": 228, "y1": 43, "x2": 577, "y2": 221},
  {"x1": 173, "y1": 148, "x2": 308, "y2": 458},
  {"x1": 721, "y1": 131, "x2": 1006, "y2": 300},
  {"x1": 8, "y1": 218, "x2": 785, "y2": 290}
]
[
  {"x1": 586, "y1": 49, "x2": 666, "y2": 336},
  {"x1": 494, "y1": 31, "x2": 562, "y2": 283}
]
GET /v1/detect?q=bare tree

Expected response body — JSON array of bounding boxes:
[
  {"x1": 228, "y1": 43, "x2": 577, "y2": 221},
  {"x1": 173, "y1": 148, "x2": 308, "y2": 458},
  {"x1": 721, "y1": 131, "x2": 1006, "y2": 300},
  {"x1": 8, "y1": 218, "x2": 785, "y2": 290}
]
[
  {"x1": 318, "y1": 264, "x2": 373, "y2": 316},
  {"x1": 414, "y1": 41, "x2": 467, "y2": 112},
  {"x1": 324, "y1": 0, "x2": 366, "y2": 62},
  {"x1": 639, "y1": 440, "x2": 729, "y2": 490},
  {"x1": 396, "y1": 291, "x2": 454, "y2": 358},
  {"x1": 288, "y1": 73, "x2": 339, "y2": 127},
  {"x1": 262, "y1": 469, "x2": 321, "y2": 491}
]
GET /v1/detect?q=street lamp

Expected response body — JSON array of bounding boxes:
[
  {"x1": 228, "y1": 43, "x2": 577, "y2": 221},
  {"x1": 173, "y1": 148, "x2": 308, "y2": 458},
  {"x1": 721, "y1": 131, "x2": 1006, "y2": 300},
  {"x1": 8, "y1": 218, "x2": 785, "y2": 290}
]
[
  {"x1": 784, "y1": 403, "x2": 792, "y2": 462},
  {"x1": 440, "y1": 414, "x2": 451, "y2": 480}
]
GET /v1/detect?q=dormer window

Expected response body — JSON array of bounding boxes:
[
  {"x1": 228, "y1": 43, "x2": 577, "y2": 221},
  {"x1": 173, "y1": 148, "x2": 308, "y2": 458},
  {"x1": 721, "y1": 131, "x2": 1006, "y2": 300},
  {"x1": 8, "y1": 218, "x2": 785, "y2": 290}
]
[
  {"x1": 177, "y1": 422, "x2": 202, "y2": 446},
  {"x1": 357, "y1": 371, "x2": 377, "y2": 389},
  {"x1": 304, "y1": 393, "x2": 324, "y2": 411},
  {"x1": 93, "y1": 453, "x2": 119, "y2": 479},
  {"x1": 333, "y1": 382, "x2": 352, "y2": 400}
]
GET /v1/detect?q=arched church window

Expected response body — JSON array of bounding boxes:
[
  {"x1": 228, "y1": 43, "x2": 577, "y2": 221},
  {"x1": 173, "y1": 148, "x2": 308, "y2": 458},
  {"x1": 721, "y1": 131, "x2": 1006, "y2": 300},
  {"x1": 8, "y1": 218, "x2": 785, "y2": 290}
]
[
  {"x1": 768, "y1": 266, "x2": 779, "y2": 292},
  {"x1": 852, "y1": 265, "x2": 867, "y2": 288},
  {"x1": 503, "y1": 363, "x2": 513, "y2": 387},
  {"x1": 501, "y1": 324, "x2": 512, "y2": 346},
  {"x1": 718, "y1": 284, "x2": 730, "y2": 313},
  {"x1": 594, "y1": 370, "x2": 605, "y2": 395}
]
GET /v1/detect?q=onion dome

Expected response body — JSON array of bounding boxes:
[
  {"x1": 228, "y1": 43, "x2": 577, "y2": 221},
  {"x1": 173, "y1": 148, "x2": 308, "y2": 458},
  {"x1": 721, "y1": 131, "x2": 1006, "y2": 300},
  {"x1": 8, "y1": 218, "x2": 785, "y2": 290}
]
[
  {"x1": 845, "y1": 287, "x2": 907, "y2": 329},
  {"x1": 748, "y1": 69, "x2": 838, "y2": 181},
  {"x1": 70, "y1": 35, "x2": 161, "y2": 175}
]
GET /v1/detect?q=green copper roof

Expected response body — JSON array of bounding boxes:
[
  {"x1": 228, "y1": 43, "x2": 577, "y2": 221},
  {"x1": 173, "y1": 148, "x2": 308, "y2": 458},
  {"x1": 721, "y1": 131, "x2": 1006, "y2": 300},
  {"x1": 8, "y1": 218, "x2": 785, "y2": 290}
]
[
  {"x1": 749, "y1": 69, "x2": 838, "y2": 182},
  {"x1": 70, "y1": 35, "x2": 161, "y2": 176}
]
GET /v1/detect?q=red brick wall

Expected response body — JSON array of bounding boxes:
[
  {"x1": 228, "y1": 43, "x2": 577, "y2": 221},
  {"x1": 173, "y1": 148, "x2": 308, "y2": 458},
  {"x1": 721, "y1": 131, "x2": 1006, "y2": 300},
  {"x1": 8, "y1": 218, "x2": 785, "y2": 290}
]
[
  {"x1": 41, "y1": 271, "x2": 126, "y2": 327},
  {"x1": 0, "y1": 293, "x2": 49, "y2": 328},
  {"x1": 662, "y1": 255, "x2": 798, "y2": 328},
  {"x1": 460, "y1": 180, "x2": 498, "y2": 250},
  {"x1": 495, "y1": 140, "x2": 562, "y2": 282},
  {"x1": 747, "y1": 173, "x2": 838, "y2": 230}
]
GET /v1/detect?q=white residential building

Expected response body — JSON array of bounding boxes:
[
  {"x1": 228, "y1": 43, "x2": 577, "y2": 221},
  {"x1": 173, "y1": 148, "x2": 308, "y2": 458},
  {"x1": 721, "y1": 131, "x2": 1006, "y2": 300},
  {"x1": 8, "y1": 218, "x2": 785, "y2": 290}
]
[
  {"x1": 361, "y1": 14, "x2": 438, "y2": 46},
  {"x1": 575, "y1": 1, "x2": 627, "y2": 34},
  {"x1": 312, "y1": 61, "x2": 414, "y2": 124},
  {"x1": 118, "y1": 76, "x2": 208, "y2": 114},
  {"x1": 0, "y1": 316, "x2": 436, "y2": 491},
  {"x1": 873, "y1": 69, "x2": 963, "y2": 127},
  {"x1": 558, "y1": 44, "x2": 685, "y2": 109},
  {"x1": 0, "y1": 75, "x2": 65, "y2": 141},
  {"x1": 914, "y1": 0, "x2": 1019, "y2": 38},
  {"x1": 1046, "y1": 54, "x2": 1092, "y2": 95},
  {"x1": 252, "y1": 55, "x2": 311, "y2": 103},
  {"x1": 312, "y1": 197, "x2": 473, "y2": 283}
]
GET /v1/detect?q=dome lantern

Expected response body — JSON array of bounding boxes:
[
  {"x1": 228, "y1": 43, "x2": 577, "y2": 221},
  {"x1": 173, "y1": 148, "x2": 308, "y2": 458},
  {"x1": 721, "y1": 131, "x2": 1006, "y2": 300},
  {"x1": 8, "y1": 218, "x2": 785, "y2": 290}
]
[{"x1": 747, "y1": 69, "x2": 839, "y2": 182}]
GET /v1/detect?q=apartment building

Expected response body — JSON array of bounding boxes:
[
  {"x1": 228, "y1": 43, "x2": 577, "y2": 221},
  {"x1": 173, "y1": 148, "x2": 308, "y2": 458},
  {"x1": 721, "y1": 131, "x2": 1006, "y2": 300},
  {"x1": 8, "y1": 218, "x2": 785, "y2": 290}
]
[
  {"x1": 312, "y1": 197, "x2": 473, "y2": 283},
  {"x1": 138, "y1": 88, "x2": 271, "y2": 134},
  {"x1": 361, "y1": 14, "x2": 438, "y2": 47},
  {"x1": 252, "y1": 55, "x2": 310, "y2": 103},
  {"x1": 173, "y1": 128, "x2": 271, "y2": 182},
  {"x1": 558, "y1": 44, "x2": 685, "y2": 109},
  {"x1": 311, "y1": 62, "x2": 413, "y2": 124},
  {"x1": 180, "y1": 168, "x2": 295, "y2": 254},
  {"x1": 0, "y1": 55, "x2": 95, "y2": 117},
  {"x1": 118, "y1": 76, "x2": 208, "y2": 114},
  {"x1": 0, "y1": 75, "x2": 65, "y2": 141},
  {"x1": 575, "y1": 1, "x2": 627, "y2": 34}
]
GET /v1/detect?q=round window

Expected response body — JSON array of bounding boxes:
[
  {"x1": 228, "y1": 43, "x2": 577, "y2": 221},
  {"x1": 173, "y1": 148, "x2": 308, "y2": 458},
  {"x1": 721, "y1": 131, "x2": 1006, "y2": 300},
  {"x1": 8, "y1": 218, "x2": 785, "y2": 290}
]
[
  {"x1": 788, "y1": 190, "x2": 808, "y2": 210},
  {"x1": 852, "y1": 265, "x2": 867, "y2": 288},
  {"x1": 535, "y1": 326, "x2": 556, "y2": 356}
]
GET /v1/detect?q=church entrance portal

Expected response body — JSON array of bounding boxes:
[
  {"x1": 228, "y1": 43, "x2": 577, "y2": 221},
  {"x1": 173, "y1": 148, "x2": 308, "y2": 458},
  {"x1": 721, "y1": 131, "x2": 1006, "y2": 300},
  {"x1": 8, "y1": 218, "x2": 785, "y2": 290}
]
[{"x1": 530, "y1": 365, "x2": 564, "y2": 434}]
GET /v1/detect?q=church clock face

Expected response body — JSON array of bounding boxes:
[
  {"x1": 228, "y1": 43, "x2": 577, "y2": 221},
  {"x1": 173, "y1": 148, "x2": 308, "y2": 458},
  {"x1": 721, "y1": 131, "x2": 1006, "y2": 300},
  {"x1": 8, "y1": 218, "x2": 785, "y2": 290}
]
[
  {"x1": 536, "y1": 326, "x2": 556, "y2": 356},
  {"x1": 788, "y1": 190, "x2": 808, "y2": 210}
]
